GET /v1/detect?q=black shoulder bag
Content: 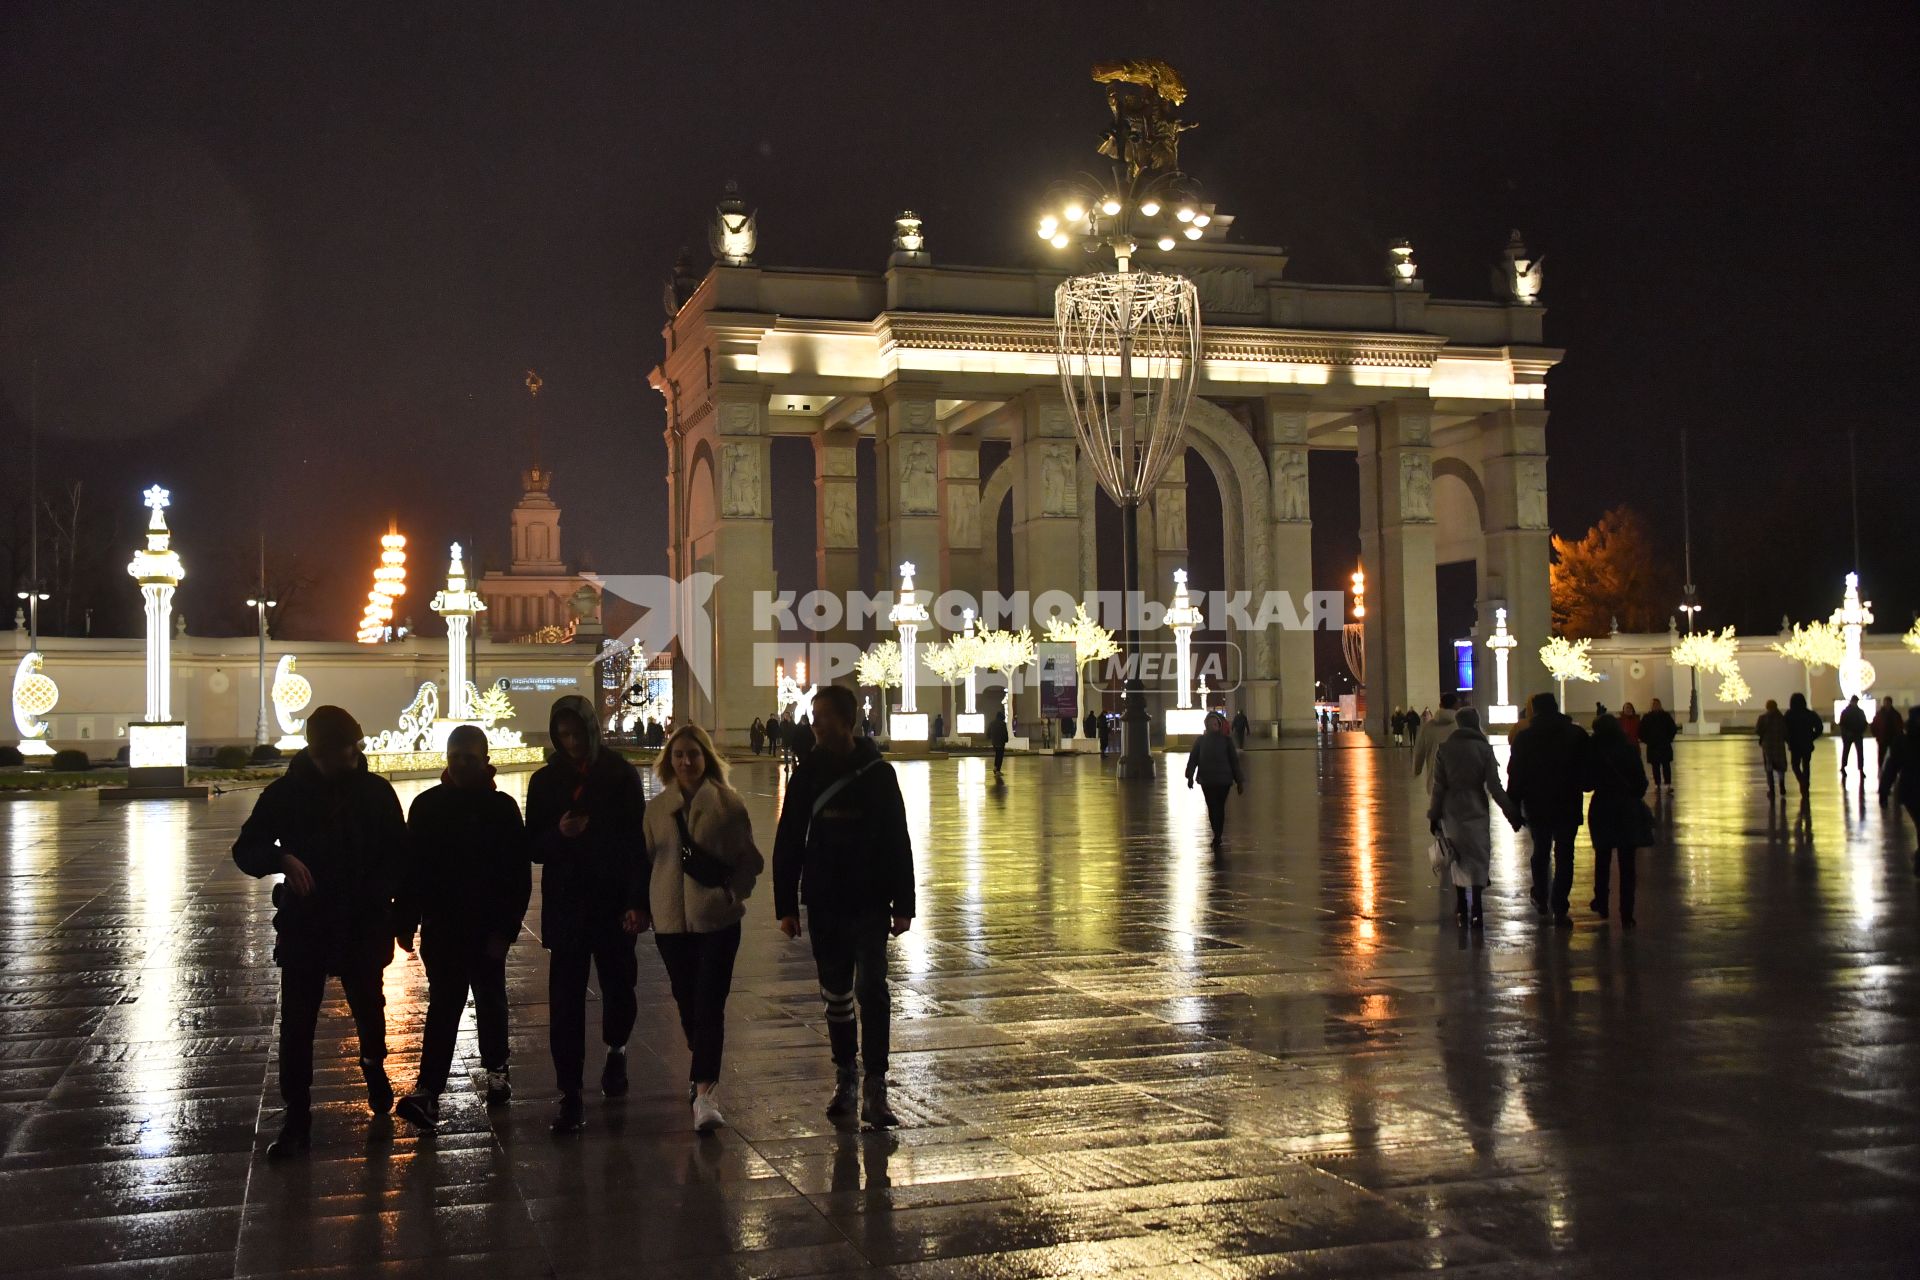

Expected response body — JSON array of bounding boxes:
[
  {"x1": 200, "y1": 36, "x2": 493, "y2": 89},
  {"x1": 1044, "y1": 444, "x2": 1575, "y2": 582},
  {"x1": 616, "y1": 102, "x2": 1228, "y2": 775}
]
[{"x1": 673, "y1": 808, "x2": 732, "y2": 888}]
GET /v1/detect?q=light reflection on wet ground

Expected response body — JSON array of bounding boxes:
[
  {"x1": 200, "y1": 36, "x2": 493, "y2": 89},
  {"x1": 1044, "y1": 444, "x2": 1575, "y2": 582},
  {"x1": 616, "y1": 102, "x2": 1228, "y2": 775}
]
[{"x1": 0, "y1": 736, "x2": 1915, "y2": 1277}]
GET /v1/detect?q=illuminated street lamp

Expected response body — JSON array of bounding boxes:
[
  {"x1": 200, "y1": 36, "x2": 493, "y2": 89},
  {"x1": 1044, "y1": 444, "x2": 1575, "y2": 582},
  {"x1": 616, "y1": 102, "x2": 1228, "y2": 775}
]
[
  {"x1": 888, "y1": 561, "x2": 930, "y2": 743},
  {"x1": 245, "y1": 593, "x2": 278, "y2": 747},
  {"x1": 430, "y1": 543, "x2": 486, "y2": 721},
  {"x1": 125, "y1": 484, "x2": 188, "y2": 780},
  {"x1": 1485, "y1": 607, "x2": 1519, "y2": 726},
  {"x1": 1163, "y1": 569, "x2": 1206, "y2": 736},
  {"x1": 1041, "y1": 59, "x2": 1206, "y2": 779}
]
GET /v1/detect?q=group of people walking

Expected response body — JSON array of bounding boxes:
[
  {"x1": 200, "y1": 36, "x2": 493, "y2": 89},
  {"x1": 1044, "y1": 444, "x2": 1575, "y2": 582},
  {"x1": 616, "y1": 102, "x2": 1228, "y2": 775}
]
[{"x1": 235, "y1": 686, "x2": 915, "y2": 1159}]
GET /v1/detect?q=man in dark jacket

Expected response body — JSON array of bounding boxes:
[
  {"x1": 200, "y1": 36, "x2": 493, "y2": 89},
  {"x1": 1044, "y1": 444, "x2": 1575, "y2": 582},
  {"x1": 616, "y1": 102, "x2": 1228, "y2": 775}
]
[
  {"x1": 773, "y1": 684, "x2": 915, "y2": 1128},
  {"x1": 1638, "y1": 698, "x2": 1679, "y2": 790},
  {"x1": 987, "y1": 708, "x2": 1010, "y2": 777},
  {"x1": 1185, "y1": 712, "x2": 1245, "y2": 847},
  {"x1": 1506, "y1": 692, "x2": 1590, "y2": 925},
  {"x1": 788, "y1": 713, "x2": 816, "y2": 765},
  {"x1": 1230, "y1": 708, "x2": 1250, "y2": 749},
  {"x1": 1784, "y1": 692, "x2": 1824, "y2": 799},
  {"x1": 393, "y1": 725, "x2": 530, "y2": 1131},
  {"x1": 232, "y1": 705, "x2": 406, "y2": 1159},
  {"x1": 1837, "y1": 695, "x2": 1868, "y2": 777},
  {"x1": 526, "y1": 694, "x2": 645, "y2": 1135}
]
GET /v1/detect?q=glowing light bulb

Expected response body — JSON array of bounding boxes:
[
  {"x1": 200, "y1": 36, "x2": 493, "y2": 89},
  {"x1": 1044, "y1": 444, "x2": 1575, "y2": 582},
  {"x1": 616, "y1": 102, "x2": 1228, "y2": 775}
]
[
  {"x1": 1192, "y1": 213, "x2": 1211, "y2": 228},
  {"x1": 1037, "y1": 223, "x2": 1053, "y2": 240},
  {"x1": 1184, "y1": 225, "x2": 1203, "y2": 240},
  {"x1": 1050, "y1": 232, "x2": 1069, "y2": 249},
  {"x1": 1175, "y1": 206, "x2": 1195, "y2": 223},
  {"x1": 1063, "y1": 202, "x2": 1085, "y2": 223},
  {"x1": 1038, "y1": 215, "x2": 1058, "y2": 237},
  {"x1": 1100, "y1": 197, "x2": 1121, "y2": 216},
  {"x1": 1157, "y1": 235, "x2": 1176, "y2": 251},
  {"x1": 1139, "y1": 199, "x2": 1161, "y2": 217}
]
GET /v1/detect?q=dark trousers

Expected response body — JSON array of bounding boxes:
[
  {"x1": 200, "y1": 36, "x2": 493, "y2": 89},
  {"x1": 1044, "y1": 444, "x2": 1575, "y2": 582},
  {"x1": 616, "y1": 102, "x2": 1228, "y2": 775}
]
[
  {"x1": 1593, "y1": 844, "x2": 1637, "y2": 920},
  {"x1": 547, "y1": 936, "x2": 639, "y2": 1094},
  {"x1": 279, "y1": 961, "x2": 386, "y2": 1112},
  {"x1": 1841, "y1": 738, "x2": 1864, "y2": 772},
  {"x1": 1650, "y1": 758, "x2": 1672, "y2": 787},
  {"x1": 809, "y1": 911, "x2": 891, "y2": 1077},
  {"x1": 992, "y1": 742, "x2": 1006, "y2": 772},
  {"x1": 1528, "y1": 821, "x2": 1578, "y2": 915},
  {"x1": 1878, "y1": 740, "x2": 1895, "y2": 769},
  {"x1": 655, "y1": 924, "x2": 742, "y2": 1084},
  {"x1": 415, "y1": 935, "x2": 509, "y2": 1095},
  {"x1": 1790, "y1": 749, "x2": 1814, "y2": 795},
  {"x1": 1200, "y1": 782, "x2": 1231, "y2": 839}
]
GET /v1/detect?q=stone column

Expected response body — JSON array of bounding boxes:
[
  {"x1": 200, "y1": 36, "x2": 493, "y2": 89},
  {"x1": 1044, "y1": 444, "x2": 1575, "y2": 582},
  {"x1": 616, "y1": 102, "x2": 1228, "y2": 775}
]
[
  {"x1": 1477, "y1": 407, "x2": 1554, "y2": 709},
  {"x1": 1010, "y1": 388, "x2": 1081, "y2": 725},
  {"x1": 696, "y1": 387, "x2": 774, "y2": 747},
  {"x1": 1357, "y1": 397, "x2": 1440, "y2": 736},
  {"x1": 938, "y1": 432, "x2": 982, "y2": 604},
  {"x1": 814, "y1": 429, "x2": 861, "y2": 652},
  {"x1": 1265, "y1": 394, "x2": 1317, "y2": 738},
  {"x1": 1151, "y1": 453, "x2": 1189, "y2": 609},
  {"x1": 872, "y1": 383, "x2": 943, "y2": 602}
]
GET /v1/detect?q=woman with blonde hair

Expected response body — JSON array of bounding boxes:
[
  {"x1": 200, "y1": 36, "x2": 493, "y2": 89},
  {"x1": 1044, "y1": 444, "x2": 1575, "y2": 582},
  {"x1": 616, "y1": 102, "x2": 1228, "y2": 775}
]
[{"x1": 629, "y1": 723, "x2": 764, "y2": 1132}]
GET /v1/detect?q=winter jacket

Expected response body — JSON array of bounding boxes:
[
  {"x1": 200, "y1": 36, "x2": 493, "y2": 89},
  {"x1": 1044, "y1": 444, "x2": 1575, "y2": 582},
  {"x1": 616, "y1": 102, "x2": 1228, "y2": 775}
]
[
  {"x1": 525, "y1": 696, "x2": 646, "y2": 951},
  {"x1": 1410, "y1": 708, "x2": 1459, "y2": 792},
  {"x1": 788, "y1": 719, "x2": 816, "y2": 760},
  {"x1": 1427, "y1": 727, "x2": 1517, "y2": 888},
  {"x1": 1755, "y1": 708, "x2": 1790, "y2": 771},
  {"x1": 1784, "y1": 697, "x2": 1824, "y2": 755},
  {"x1": 640, "y1": 779, "x2": 764, "y2": 934},
  {"x1": 1586, "y1": 729, "x2": 1651, "y2": 851},
  {"x1": 1881, "y1": 725, "x2": 1920, "y2": 806},
  {"x1": 232, "y1": 749, "x2": 407, "y2": 973},
  {"x1": 1230, "y1": 711, "x2": 1250, "y2": 744},
  {"x1": 1184, "y1": 730, "x2": 1243, "y2": 788},
  {"x1": 1638, "y1": 709, "x2": 1679, "y2": 764},
  {"x1": 1872, "y1": 705, "x2": 1904, "y2": 747},
  {"x1": 1838, "y1": 703, "x2": 1868, "y2": 743},
  {"x1": 987, "y1": 715, "x2": 1010, "y2": 747},
  {"x1": 1506, "y1": 710, "x2": 1592, "y2": 830},
  {"x1": 772, "y1": 736, "x2": 915, "y2": 920},
  {"x1": 396, "y1": 781, "x2": 530, "y2": 952}
]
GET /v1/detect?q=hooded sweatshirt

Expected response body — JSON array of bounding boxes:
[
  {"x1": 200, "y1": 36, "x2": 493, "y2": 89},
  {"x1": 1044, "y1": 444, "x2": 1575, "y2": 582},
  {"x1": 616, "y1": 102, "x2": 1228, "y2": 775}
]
[
  {"x1": 772, "y1": 735, "x2": 915, "y2": 920},
  {"x1": 525, "y1": 694, "x2": 646, "y2": 950}
]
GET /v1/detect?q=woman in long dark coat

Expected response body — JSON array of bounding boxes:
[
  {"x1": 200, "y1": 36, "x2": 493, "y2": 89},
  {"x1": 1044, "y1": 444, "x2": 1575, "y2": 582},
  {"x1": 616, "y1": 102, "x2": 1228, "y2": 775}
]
[
  {"x1": 1587, "y1": 713, "x2": 1651, "y2": 927},
  {"x1": 1426, "y1": 707, "x2": 1519, "y2": 928},
  {"x1": 1638, "y1": 698, "x2": 1678, "y2": 790}
]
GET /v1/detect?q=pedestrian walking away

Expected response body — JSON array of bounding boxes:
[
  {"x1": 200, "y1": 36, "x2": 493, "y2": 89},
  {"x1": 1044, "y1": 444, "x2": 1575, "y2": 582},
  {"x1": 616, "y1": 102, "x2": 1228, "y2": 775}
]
[
  {"x1": 1755, "y1": 699, "x2": 1790, "y2": 801},
  {"x1": 1185, "y1": 711, "x2": 1245, "y2": 848},
  {"x1": 988, "y1": 708, "x2": 1010, "y2": 777},
  {"x1": 1639, "y1": 699, "x2": 1679, "y2": 790},
  {"x1": 1784, "y1": 692, "x2": 1824, "y2": 800},
  {"x1": 1586, "y1": 713, "x2": 1652, "y2": 928},
  {"x1": 526, "y1": 694, "x2": 646, "y2": 1135},
  {"x1": 1507, "y1": 691, "x2": 1592, "y2": 926},
  {"x1": 1230, "y1": 707, "x2": 1249, "y2": 749},
  {"x1": 232, "y1": 705, "x2": 407, "y2": 1160},
  {"x1": 1872, "y1": 699, "x2": 1904, "y2": 769},
  {"x1": 1427, "y1": 706, "x2": 1519, "y2": 929},
  {"x1": 636, "y1": 724, "x2": 764, "y2": 1133},
  {"x1": 393, "y1": 725, "x2": 530, "y2": 1132},
  {"x1": 772, "y1": 685, "x2": 917, "y2": 1129},
  {"x1": 1837, "y1": 695, "x2": 1868, "y2": 777},
  {"x1": 1411, "y1": 693, "x2": 1461, "y2": 795},
  {"x1": 1877, "y1": 707, "x2": 1920, "y2": 875},
  {"x1": 789, "y1": 714, "x2": 816, "y2": 766}
]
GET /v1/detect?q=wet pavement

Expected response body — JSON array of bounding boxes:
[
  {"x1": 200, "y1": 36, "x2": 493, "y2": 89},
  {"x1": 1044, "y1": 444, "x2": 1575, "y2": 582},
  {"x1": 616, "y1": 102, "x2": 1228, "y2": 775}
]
[{"x1": 1, "y1": 736, "x2": 1916, "y2": 1278}]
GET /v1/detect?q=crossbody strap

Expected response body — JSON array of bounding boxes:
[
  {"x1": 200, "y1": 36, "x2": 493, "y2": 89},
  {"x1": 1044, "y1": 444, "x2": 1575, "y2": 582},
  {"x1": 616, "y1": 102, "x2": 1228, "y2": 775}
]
[{"x1": 804, "y1": 757, "x2": 880, "y2": 847}]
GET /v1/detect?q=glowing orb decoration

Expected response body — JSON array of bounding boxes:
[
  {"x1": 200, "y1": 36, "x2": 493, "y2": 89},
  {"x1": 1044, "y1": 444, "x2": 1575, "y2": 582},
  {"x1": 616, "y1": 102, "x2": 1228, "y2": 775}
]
[
  {"x1": 12, "y1": 652, "x2": 58, "y2": 756},
  {"x1": 271, "y1": 655, "x2": 312, "y2": 749}
]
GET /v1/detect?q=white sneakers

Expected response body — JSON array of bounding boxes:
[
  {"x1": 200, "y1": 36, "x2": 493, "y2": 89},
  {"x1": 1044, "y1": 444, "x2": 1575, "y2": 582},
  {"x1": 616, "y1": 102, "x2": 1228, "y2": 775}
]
[{"x1": 692, "y1": 1087, "x2": 725, "y2": 1133}]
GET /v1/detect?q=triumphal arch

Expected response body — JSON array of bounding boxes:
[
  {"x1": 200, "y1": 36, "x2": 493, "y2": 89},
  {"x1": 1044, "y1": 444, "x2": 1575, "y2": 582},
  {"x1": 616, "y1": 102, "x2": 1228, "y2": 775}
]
[{"x1": 650, "y1": 211, "x2": 1560, "y2": 745}]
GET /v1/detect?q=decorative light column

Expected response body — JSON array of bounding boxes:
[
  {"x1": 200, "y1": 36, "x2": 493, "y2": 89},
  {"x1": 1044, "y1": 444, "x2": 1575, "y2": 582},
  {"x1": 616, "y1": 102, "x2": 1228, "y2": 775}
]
[
  {"x1": 10, "y1": 652, "x2": 58, "y2": 758},
  {"x1": 1164, "y1": 569, "x2": 1207, "y2": 736},
  {"x1": 888, "y1": 561, "x2": 930, "y2": 743},
  {"x1": 956, "y1": 607, "x2": 985, "y2": 735},
  {"x1": 122, "y1": 484, "x2": 190, "y2": 786},
  {"x1": 431, "y1": 543, "x2": 487, "y2": 724},
  {"x1": 1485, "y1": 607, "x2": 1519, "y2": 726},
  {"x1": 1829, "y1": 571, "x2": 1876, "y2": 721},
  {"x1": 271, "y1": 655, "x2": 312, "y2": 750}
]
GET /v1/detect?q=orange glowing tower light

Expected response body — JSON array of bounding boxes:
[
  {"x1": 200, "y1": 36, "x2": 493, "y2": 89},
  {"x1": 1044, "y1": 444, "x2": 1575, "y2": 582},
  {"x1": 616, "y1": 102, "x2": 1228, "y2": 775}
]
[
  {"x1": 1350, "y1": 565, "x2": 1366, "y2": 619},
  {"x1": 356, "y1": 526, "x2": 409, "y2": 643}
]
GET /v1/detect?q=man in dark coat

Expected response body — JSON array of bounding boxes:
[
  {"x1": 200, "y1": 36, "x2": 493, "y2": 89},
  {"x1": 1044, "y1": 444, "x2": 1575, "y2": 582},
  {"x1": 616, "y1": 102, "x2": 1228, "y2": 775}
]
[
  {"x1": 393, "y1": 725, "x2": 530, "y2": 1131},
  {"x1": 773, "y1": 685, "x2": 915, "y2": 1128},
  {"x1": 526, "y1": 694, "x2": 645, "y2": 1134},
  {"x1": 987, "y1": 708, "x2": 1010, "y2": 777},
  {"x1": 789, "y1": 713, "x2": 816, "y2": 764},
  {"x1": 1083, "y1": 709, "x2": 1099, "y2": 743},
  {"x1": 1878, "y1": 707, "x2": 1920, "y2": 874},
  {"x1": 1506, "y1": 691, "x2": 1591, "y2": 925},
  {"x1": 1230, "y1": 708, "x2": 1250, "y2": 749},
  {"x1": 1872, "y1": 700, "x2": 1904, "y2": 769},
  {"x1": 1837, "y1": 695, "x2": 1868, "y2": 777},
  {"x1": 1638, "y1": 698, "x2": 1679, "y2": 790},
  {"x1": 233, "y1": 705, "x2": 406, "y2": 1159},
  {"x1": 1784, "y1": 692, "x2": 1824, "y2": 800}
]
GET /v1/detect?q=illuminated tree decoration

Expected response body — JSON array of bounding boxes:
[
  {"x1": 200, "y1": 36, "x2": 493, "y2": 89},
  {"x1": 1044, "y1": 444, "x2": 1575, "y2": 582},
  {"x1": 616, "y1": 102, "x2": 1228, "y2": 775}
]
[
  {"x1": 976, "y1": 627, "x2": 1038, "y2": 691},
  {"x1": 1905, "y1": 619, "x2": 1920, "y2": 655},
  {"x1": 1671, "y1": 626, "x2": 1751, "y2": 706},
  {"x1": 1539, "y1": 635, "x2": 1602, "y2": 705},
  {"x1": 1044, "y1": 602, "x2": 1121, "y2": 716},
  {"x1": 855, "y1": 639, "x2": 904, "y2": 694},
  {"x1": 1771, "y1": 619, "x2": 1845, "y2": 673},
  {"x1": 356, "y1": 527, "x2": 408, "y2": 643},
  {"x1": 471, "y1": 682, "x2": 516, "y2": 726}
]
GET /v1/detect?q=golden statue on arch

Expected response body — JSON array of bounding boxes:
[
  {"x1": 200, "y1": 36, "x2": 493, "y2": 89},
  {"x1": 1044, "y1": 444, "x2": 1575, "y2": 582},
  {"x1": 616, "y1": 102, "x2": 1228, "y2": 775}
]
[{"x1": 1090, "y1": 59, "x2": 1195, "y2": 180}]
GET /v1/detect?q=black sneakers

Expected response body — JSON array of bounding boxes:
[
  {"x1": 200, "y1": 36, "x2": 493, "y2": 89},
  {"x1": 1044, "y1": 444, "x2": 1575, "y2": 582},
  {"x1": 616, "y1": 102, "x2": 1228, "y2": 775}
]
[
  {"x1": 484, "y1": 1067, "x2": 512, "y2": 1107},
  {"x1": 361, "y1": 1057, "x2": 393, "y2": 1115},
  {"x1": 600, "y1": 1048, "x2": 629, "y2": 1097},
  {"x1": 266, "y1": 1112, "x2": 311, "y2": 1160},
  {"x1": 395, "y1": 1094, "x2": 439, "y2": 1132},
  {"x1": 551, "y1": 1091, "x2": 585, "y2": 1135}
]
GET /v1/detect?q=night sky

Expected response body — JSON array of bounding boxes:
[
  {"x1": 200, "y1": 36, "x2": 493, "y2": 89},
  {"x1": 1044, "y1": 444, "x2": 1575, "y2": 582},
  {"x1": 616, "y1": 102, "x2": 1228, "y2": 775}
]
[{"x1": 3, "y1": 2, "x2": 1916, "y2": 649}]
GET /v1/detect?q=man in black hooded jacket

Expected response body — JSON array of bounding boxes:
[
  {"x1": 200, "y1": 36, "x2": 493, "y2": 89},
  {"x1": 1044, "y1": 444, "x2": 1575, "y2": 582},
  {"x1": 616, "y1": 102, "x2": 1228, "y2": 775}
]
[
  {"x1": 1507, "y1": 692, "x2": 1590, "y2": 925},
  {"x1": 233, "y1": 705, "x2": 407, "y2": 1159},
  {"x1": 773, "y1": 685, "x2": 915, "y2": 1128},
  {"x1": 525, "y1": 694, "x2": 645, "y2": 1135}
]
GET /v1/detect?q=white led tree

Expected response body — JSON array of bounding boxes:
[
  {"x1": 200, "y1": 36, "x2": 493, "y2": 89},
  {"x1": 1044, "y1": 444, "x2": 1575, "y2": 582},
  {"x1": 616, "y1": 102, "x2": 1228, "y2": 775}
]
[
  {"x1": 1041, "y1": 602, "x2": 1120, "y2": 720},
  {"x1": 1770, "y1": 619, "x2": 1845, "y2": 702},
  {"x1": 1538, "y1": 636, "x2": 1603, "y2": 709},
  {"x1": 976, "y1": 627, "x2": 1038, "y2": 715},
  {"x1": 1905, "y1": 619, "x2": 1920, "y2": 655},
  {"x1": 1672, "y1": 626, "x2": 1750, "y2": 706},
  {"x1": 855, "y1": 639, "x2": 904, "y2": 731}
]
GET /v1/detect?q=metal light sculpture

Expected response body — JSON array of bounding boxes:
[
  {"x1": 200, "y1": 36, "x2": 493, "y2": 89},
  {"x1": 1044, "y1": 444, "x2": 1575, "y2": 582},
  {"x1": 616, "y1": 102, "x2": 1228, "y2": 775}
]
[
  {"x1": 954, "y1": 607, "x2": 986, "y2": 734},
  {"x1": 125, "y1": 485, "x2": 189, "y2": 774},
  {"x1": 1041, "y1": 59, "x2": 1207, "y2": 779},
  {"x1": 1485, "y1": 607, "x2": 1519, "y2": 725},
  {"x1": 431, "y1": 543, "x2": 486, "y2": 720},
  {"x1": 1829, "y1": 572, "x2": 1875, "y2": 717},
  {"x1": 1163, "y1": 569, "x2": 1207, "y2": 736},
  {"x1": 11, "y1": 651, "x2": 57, "y2": 758},
  {"x1": 271, "y1": 654, "x2": 312, "y2": 750},
  {"x1": 887, "y1": 562, "x2": 930, "y2": 741},
  {"x1": 356, "y1": 528, "x2": 408, "y2": 643}
]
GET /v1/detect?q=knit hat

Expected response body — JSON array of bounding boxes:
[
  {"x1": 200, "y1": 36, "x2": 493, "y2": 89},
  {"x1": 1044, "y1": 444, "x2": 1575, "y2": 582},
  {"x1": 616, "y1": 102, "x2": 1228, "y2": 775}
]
[{"x1": 305, "y1": 705, "x2": 363, "y2": 751}]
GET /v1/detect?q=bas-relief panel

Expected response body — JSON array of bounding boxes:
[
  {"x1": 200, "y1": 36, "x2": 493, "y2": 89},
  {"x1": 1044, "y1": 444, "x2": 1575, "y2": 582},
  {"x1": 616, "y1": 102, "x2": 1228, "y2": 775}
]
[
  {"x1": 719, "y1": 442, "x2": 764, "y2": 518},
  {"x1": 1041, "y1": 442, "x2": 1078, "y2": 517},
  {"x1": 1399, "y1": 452, "x2": 1433, "y2": 522},
  {"x1": 947, "y1": 490, "x2": 980, "y2": 549},
  {"x1": 719, "y1": 401, "x2": 760, "y2": 436},
  {"x1": 1515, "y1": 457, "x2": 1549, "y2": 529},
  {"x1": 1154, "y1": 486, "x2": 1187, "y2": 549},
  {"x1": 823, "y1": 484, "x2": 859, "y2": 548},
  {"x1": 1272, "y1": 447, "x2": 1309, "y2": 522},
  {"x1": 900, "y1": 439, "x2": 938, "y2": 514}
]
